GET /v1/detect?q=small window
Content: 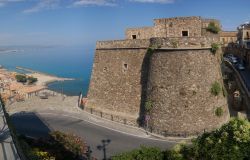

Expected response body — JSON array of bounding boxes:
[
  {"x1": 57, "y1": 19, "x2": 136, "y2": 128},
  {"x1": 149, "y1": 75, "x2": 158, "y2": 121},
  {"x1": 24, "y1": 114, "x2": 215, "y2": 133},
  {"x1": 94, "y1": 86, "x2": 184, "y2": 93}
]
[
  {"x1": 124, "y1": 64, "x2": 128, "y2": 69},
  {"x1": 123, "y1": 63, "x2": 128, "y2": 72},
  {"x1": 132, "y1": 35, "x2": 137, "y2": 39},
  {"x1": 182, "y1": 31, "x2": 188, "y2": 37},
  {"x1": 103, "y1": 67, "x2": 107, "y2": 72}
]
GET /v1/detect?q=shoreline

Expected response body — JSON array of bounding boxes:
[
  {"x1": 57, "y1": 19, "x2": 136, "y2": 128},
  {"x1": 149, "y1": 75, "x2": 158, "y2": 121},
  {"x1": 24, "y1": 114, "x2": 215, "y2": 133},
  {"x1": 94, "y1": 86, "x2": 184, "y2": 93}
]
[
  {"x1": 15, "y1": 66, "x2": 74, "y2": 86},
  {"x1": 0, "y1": 66, "x2": 81, "y2": 99}
]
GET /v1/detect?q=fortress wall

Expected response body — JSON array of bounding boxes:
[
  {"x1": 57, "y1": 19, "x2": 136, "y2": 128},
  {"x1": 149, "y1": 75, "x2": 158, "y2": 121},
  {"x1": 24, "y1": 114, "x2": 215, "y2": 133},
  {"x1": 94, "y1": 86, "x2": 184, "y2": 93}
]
[
  {"x1": 96, "y1": 39, "x2": 150, "y2": 49},
  {"x1": 86, "y1": 48, "x2": 148, "y2": 125},
  {"x1": 150, "y1": 36, "x2": 219, "y2": 48},
  {"x1": 153, "y1": 16, "x2": 202, "y2": 38},
  {"x1": 126, "y1": 27, "x2": 154, "y2": 40},
  {"x1": 146, "y1": 49, "x2": 229, "y2": 136}
]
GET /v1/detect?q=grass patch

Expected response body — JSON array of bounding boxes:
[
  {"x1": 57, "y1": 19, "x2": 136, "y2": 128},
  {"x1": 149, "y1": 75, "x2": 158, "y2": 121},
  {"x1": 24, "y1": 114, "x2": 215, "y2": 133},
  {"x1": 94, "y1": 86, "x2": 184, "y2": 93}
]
[{"x1": 211, "y1": 81, "x2": 221, "y2": 96}]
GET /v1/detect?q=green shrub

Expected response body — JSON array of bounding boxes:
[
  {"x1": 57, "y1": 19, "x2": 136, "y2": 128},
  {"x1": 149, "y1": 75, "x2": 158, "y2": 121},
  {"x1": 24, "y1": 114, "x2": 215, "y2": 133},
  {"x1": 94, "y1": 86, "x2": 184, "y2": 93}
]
[
  {"x1": 215, "y1": 107, "x2": 223, "y2": 117},
  {"x1": 112, "y1": 146, "x2": 163, "y2": 160},
  {"x1": 206, "y1": 22, "x2": 220, "y2": 34},
  {"x1": 147, "y1": 48, "x2": 154, "y2": 55},
  {"x1": 15, "y1": 74, "x2": 27, "y2": 83},
  {"x1": 211, "y1": 43, "x2": 220, "y2": 54},
  {"x1": 145, "y1": 100, "x2": 153, "y2": 112},
  {"x1": 192, "y1": 118, "x2": 250, "y2": 160},
  {"x1": 112, "y1": 118, "x2": 250, "y2": 160},
  {"x1": 171, "y1": 41, "x2": 178, "y2": 48},
  {"x1": 211, "y1": 81, "x2": 221, "y2": 96},
  {"x1": 27, "y1": 76, "x2": 38, "y2": 84},
  {"x1": 49, "y1": 131, "x2": 86, "y2": 159}
]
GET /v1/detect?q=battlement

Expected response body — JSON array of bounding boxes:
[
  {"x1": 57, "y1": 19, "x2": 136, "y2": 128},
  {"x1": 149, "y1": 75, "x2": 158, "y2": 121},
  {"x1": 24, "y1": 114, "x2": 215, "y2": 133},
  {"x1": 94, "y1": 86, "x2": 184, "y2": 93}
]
[
  {"x1": 153, "y1": 16, "x2": 201, "y2": 25},
  {"x1": 126, "y1": 16, "x2": 220, "y2": 40},
  {"x1": 96, "y1": 36, "x2": 219, "y2": 50},
  {"x1": 150, "y1": 37, "x2": 219, "y2": 49},
  {"x1": 96, "y1": 39, "x2": 150, "y2": 49}
]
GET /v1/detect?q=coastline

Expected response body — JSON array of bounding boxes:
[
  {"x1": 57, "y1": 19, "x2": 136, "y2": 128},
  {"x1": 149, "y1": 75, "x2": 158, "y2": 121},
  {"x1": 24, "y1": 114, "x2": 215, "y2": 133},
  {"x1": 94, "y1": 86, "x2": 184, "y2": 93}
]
[{"x1": 16, "y1": 66, "x2": 74, "y2": 86}]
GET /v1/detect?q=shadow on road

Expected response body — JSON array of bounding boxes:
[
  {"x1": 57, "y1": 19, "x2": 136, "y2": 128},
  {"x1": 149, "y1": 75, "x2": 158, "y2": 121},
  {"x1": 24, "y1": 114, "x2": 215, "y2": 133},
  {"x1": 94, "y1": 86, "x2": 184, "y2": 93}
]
[{"x1": 10, "y1": 112, "x2": 52, "y2": 138}]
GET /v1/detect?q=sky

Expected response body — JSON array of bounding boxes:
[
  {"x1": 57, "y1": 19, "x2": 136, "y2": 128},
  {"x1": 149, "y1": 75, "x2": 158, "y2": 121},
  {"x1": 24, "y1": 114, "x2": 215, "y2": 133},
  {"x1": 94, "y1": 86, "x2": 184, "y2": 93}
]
[{"x1": 0, "y1": 0, "x2": 249, "y2": 47}]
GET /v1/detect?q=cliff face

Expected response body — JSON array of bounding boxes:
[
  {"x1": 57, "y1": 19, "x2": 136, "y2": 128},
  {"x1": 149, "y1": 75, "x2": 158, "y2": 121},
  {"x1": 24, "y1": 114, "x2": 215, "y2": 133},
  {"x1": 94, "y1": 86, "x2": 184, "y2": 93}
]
[{"x1": 146, "y1": 49, "x2": 229, "y2": 136}]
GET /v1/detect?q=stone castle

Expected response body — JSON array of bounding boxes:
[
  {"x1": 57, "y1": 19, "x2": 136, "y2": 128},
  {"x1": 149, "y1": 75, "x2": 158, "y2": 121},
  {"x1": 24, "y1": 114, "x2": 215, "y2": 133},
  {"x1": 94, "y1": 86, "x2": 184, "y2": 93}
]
[{"x1": 86, "y1": 16, "x2": 229, "y2": 136}]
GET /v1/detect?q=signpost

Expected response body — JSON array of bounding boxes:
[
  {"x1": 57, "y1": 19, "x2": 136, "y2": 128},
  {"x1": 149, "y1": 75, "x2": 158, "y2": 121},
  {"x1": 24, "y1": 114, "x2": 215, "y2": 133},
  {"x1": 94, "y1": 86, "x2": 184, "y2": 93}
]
[{"x1": 145, "y1": 114, "x2": 150, "y2": 130}]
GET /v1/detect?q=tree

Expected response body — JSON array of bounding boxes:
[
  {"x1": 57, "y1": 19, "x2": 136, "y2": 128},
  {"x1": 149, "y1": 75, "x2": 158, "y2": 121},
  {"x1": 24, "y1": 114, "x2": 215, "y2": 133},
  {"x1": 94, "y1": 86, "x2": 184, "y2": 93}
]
[
  {"x1": 15, "y1": 74, "x2": 27, "y2": 83},
  {"x1": 206, "y1": 22, "x2": 220, "y2": 34},
  {"x1": 112, "y1": 118, "x2": 250, "y2": 160},
  {"x1": 27, "y1": 76, "x2": 38, "y2": 84},
  {"x1": 112, "y1": 146, "x2": 163, "y2": 160}
]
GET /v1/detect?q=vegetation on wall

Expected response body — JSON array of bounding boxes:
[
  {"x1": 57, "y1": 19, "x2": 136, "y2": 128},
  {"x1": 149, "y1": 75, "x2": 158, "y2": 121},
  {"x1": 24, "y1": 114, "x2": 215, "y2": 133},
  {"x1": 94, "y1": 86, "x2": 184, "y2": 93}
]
[
  {"x1": 211, "y1": 43, "x2": 220, "y2": 54},
  {"x1": 206, "y1": 22, "x2": 220, "y2": 34},
  {"x1": 112, "y1": 118, "x2": 250, "y2": 160},
  {"x1": 145, "y1": 100, "x2": 153, "y2": 112},
  {"x1": 171, "y1": 40, "x2": 178, "y2": 48},
  {"x1": 211, "y1": 81, "x2": 221, "y2": 96},
  {"x1": 215, "y1": 107, "x2": 223, "y2": 117}
]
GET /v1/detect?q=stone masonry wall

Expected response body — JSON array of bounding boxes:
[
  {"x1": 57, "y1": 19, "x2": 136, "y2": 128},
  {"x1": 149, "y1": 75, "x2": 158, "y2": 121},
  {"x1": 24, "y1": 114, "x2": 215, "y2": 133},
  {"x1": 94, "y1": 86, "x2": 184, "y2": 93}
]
[
  {"x1": 154, "y1": 16, "x2": 202, "y2": 38},
  {"x1": 126, "y1": 27, "x2": 154, "y2": 40},
  {"x1": 146, "y1": 49, "x2": 229, "y2": 136},
  {"x1": 86, "y1": 48, "x2": 148, "y2": 125},
  {"x1": 96, "y1": 39, "x2": 150, "y2": 49}
]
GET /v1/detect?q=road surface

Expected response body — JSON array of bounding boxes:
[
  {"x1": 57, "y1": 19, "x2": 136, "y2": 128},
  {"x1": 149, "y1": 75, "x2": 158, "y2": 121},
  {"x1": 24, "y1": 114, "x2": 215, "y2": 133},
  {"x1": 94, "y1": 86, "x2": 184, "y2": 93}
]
[{"x1": 10, "y1": 112, "x2": 175, "y2": 159}]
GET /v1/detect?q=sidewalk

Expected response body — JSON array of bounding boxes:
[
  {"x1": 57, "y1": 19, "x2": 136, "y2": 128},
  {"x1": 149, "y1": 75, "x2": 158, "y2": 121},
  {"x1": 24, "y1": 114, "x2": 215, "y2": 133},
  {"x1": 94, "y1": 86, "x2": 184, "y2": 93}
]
[
  {"x1": 7, "y1": 95, "x2": 192, "y2": 142},
  {"x1": 0, "y1": 102, "x2": 20, "y2": 160}
]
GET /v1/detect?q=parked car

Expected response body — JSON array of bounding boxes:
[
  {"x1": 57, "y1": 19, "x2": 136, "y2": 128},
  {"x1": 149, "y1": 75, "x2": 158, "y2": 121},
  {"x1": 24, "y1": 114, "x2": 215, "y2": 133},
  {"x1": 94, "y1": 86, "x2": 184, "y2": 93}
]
[
  {"x1": 229, "y1": 56, "x2": 238, "y2": 64},
  {"x1": 236, "y1": 63, "x2": 245, "y2": 70}
]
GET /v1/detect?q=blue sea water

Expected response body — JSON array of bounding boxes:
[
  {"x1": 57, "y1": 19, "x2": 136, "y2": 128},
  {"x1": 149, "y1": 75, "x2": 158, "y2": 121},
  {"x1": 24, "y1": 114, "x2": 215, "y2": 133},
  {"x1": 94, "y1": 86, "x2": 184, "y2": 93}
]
[{"x1": 0, "y1": 46, "x2": 94, "y2": 96}]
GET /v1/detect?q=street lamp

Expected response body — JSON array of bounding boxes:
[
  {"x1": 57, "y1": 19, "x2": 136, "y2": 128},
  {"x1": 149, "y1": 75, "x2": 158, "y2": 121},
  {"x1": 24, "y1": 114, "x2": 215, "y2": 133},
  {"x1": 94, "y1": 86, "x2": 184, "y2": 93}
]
[{"x1": 97, "y1": 139, "x2": 111, "y2": 160}]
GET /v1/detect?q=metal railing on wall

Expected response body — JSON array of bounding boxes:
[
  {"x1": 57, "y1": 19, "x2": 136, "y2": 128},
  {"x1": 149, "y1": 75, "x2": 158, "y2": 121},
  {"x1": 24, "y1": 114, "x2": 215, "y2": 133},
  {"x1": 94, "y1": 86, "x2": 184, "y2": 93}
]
[{"x1": 0, "y1": 98, "x2": 24, "y2": 160}]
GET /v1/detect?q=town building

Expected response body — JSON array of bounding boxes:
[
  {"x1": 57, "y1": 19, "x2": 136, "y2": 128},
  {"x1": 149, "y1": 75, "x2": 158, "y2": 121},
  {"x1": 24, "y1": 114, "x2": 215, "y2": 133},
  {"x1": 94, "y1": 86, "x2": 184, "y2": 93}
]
[{"x1": 237, "y1": 23, "x2": 250, "y2": 48}]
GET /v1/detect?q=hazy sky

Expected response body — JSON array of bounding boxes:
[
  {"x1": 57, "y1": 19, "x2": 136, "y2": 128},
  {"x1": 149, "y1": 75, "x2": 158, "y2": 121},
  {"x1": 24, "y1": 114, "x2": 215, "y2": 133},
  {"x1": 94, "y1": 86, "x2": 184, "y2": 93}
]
[{"x1": 0, "y1": 0, "x2": 249, "y2": 46}]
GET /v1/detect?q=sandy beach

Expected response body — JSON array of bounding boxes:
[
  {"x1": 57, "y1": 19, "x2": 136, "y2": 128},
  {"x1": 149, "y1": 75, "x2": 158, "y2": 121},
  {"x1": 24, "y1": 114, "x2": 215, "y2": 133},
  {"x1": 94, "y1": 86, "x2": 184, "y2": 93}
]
[
  {"x1": 27, "y1": 72, "x2": 73, "y2": 86},
  {"x1": 16, "y1": 66, "x2": 74, "y2": 86},
  {"x1": 0, "y1": 66, "x2": 75, "y2": 102}
]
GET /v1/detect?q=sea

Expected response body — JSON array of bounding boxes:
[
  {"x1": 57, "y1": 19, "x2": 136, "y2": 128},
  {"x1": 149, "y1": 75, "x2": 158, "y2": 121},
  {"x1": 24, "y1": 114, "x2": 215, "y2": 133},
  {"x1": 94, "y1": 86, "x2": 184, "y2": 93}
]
[{"x1": 0, "y1": 46, "x2": 94, "y2": 96}]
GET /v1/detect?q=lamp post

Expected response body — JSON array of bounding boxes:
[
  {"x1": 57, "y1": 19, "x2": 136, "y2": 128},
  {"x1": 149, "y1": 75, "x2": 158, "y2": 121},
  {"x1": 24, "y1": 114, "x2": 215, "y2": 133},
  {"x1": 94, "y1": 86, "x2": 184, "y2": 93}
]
[{"x1": 97, "y1": 139, "x2": 111, "y2": 160}]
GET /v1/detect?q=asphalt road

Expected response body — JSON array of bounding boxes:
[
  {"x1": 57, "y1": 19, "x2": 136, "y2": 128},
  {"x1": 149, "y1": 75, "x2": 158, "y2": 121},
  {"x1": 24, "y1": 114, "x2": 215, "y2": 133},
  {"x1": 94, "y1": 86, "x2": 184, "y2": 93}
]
[{"x1": 10, "y1": 113, "x2": 175, "y2": 159}]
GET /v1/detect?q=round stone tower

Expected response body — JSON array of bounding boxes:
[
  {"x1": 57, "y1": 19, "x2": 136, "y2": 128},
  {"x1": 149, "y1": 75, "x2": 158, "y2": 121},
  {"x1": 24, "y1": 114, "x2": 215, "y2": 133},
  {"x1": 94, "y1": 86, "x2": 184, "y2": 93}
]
[{"x1": 146, "y1": 48, "x2": 229, "y2": 136}]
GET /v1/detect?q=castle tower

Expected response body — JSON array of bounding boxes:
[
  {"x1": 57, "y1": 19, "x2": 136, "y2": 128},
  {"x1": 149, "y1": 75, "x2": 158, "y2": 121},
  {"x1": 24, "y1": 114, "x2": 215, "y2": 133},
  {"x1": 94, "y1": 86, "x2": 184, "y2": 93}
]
[{"x1": 86, "y1": 16, "x2": 229, "y2": 136}]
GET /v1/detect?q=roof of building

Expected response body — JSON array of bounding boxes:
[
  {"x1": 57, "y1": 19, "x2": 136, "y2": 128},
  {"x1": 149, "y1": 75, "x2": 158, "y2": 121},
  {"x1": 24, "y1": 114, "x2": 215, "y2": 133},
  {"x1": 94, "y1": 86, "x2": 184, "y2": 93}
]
[
  {"x1": 9, "y1": 82, "x2": 23, "y2": 91},
  {"x1": 19, "y1": 85, "x2": 46, "y2": 94},
  {"x1": 238, "y1": 23, "x2": 250, "y2": 30},
  {"x1": 220, "y1": 31, "x2": 238, "y2": 37}
]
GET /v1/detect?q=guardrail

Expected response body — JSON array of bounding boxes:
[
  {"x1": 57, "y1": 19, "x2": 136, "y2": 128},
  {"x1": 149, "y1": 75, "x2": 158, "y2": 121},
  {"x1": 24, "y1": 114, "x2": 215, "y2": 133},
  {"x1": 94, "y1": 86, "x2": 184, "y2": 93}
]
[
  {"x1": 224, "y1": 60, "x2": 250, "y2": 97},
  {"x1": 0, "y1": 100, "x2": 21, "y2": 160}
]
